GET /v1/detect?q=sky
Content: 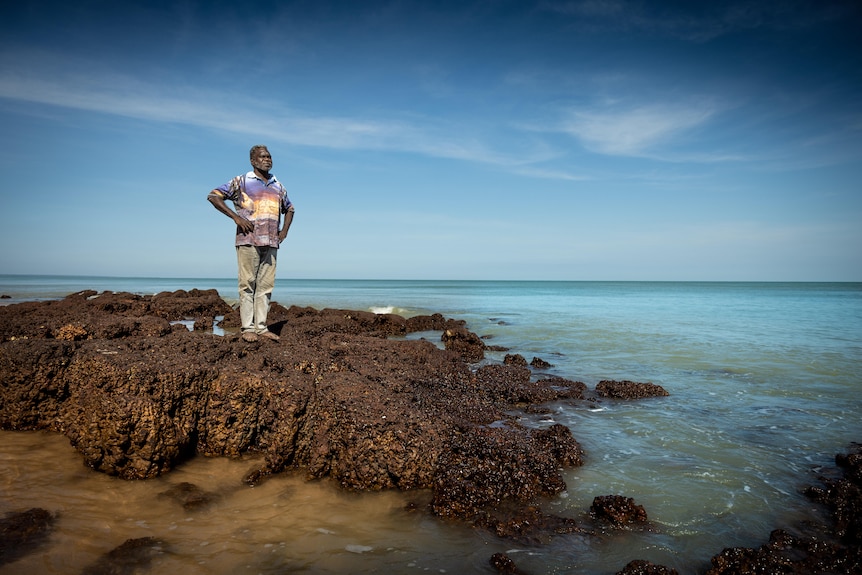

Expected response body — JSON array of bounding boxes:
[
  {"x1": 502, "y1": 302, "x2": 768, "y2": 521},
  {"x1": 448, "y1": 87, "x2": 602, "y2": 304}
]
[{"x1": 1, "y1": 0, "x2": 860, "y2": 281}]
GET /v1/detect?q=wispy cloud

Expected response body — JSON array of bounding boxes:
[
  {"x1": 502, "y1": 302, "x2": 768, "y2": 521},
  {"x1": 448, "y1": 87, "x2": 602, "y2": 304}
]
[
  {"x1": 0, "y1": 52, "x2": 553, "y2": 170},
  {"x1": 508, "y1": 165, "x2": 593, "y2": 181},
  {"x1": 0, "y1": 64, "x2": 404, "y2": 147},
  {"x1": 561, "y1": 102, "x2": 717, "y2": 157}
]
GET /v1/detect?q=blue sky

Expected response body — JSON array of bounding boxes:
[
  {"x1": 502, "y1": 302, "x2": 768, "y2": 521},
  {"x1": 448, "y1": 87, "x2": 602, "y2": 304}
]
[{"x1": 1, "y1": 0, "x2": 860, "y2": 281}]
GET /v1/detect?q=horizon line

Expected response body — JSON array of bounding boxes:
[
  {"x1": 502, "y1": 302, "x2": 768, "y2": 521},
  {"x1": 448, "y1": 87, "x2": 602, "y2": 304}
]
[{"x1": 1, "y1": 273, "x2": 860, "y2": 284}]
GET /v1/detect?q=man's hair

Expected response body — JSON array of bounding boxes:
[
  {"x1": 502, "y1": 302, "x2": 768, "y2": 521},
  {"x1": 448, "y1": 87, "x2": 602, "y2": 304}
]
[{"x1": 250, "y1": 145, "x2": 269, "y2": 159}]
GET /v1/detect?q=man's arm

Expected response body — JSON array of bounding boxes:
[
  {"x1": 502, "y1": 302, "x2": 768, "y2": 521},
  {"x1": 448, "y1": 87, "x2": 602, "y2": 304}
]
[
  {"x1": 278, "y1": 205, "x2": 295, "y2": 244},
  {"x1": 208, "y1": 190, "x2": 254, "y2": 233}
]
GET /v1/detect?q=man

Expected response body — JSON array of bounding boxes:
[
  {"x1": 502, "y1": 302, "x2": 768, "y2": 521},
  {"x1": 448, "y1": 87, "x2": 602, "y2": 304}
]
[{"x1": 208, "y1": 145, "x2": 295, "y2": 342}]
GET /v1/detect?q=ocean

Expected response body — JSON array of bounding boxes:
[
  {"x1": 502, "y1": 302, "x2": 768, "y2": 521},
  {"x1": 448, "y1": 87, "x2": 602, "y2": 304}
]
[{"x1": 2, "y1": 276, "x2": 861, "y2": 574}]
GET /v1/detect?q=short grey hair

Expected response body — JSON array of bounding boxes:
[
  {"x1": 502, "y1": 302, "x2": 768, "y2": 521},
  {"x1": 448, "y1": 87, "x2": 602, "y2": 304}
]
[{"x1": 249, "y1": 145, "x2": 269, "y2": 160}]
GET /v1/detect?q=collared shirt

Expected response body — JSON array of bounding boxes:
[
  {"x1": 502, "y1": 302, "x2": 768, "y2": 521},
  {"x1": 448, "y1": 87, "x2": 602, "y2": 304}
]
[{"x1": 213, "y1": 171, "x2": 293, "y2": 248}]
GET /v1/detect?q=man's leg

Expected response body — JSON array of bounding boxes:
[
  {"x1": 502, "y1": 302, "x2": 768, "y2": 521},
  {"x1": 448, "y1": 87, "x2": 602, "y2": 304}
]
[
  {"x1": 236, "y1": 245, "x2": 260, "y2": 334},
  {"x1": 253, "y1": 247, "x2": 278, "y2": 333}
]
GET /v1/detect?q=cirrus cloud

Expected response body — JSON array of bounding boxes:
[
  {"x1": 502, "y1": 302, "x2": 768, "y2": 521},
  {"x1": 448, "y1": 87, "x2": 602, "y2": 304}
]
[{"x1": 563, "y1": 102, "x2": 717, "y2": 157}]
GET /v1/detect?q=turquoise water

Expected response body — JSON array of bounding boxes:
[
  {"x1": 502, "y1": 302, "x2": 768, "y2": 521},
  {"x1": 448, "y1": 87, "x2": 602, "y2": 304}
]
[{"x1": 1, "y1": 276, "x2": 861, "y2": 574}]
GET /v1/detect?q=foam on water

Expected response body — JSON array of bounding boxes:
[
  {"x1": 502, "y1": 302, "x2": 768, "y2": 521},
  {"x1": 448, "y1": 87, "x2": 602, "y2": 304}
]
[{"x1": 368, "y1": 305, "x2": 410, "y2": 316}]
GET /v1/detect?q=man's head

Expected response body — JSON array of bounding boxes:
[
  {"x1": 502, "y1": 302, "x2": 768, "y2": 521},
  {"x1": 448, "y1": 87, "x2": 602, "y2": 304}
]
[{"x1": 249, "y1": 145, "x2": 273, "y2": 176}]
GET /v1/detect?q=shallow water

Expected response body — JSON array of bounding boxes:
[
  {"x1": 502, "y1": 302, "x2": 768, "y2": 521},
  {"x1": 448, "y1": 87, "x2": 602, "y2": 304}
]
[
  {"x1": 1, "y1": 431, "x2": 491, "y2": 574},
  {"x1": 2, "y1": 278, "x2": 861, "y2": 574}
]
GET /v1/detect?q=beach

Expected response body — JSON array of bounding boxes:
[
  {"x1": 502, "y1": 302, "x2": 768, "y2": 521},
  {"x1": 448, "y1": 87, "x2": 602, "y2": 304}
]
[{"x1": 1, "y1": 277, "x2": 861, "y2": 574}]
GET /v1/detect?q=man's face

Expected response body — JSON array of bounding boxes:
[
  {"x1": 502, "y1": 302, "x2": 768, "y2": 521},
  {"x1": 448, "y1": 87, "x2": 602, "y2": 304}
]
[{"x1": 251, "y1": 149, "x2": 273, "y2": 173}]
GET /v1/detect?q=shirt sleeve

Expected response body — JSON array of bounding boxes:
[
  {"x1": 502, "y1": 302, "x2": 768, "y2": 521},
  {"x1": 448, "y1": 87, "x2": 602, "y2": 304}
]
[{"x1": 215, "y1": 175, "x2": 244, "y2": 202}]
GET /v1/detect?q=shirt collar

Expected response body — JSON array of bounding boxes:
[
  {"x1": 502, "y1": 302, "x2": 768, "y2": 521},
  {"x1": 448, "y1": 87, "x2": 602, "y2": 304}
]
[{"x1": 246, "y1": 170, "x2": 278, "y2": 185}]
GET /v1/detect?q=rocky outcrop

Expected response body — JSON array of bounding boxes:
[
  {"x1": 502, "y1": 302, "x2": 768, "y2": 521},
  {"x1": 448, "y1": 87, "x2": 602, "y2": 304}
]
[
  {"x1": 431, "y1": 423, "x2": 583, "y2": 523},
  {"x1": 805, "y1": 445, "x2": 862, "y2": 546},
  {"x1": 0, "y1": 289, "x2": 232, "y2": 343},
  {"x1": 0, "y1": 290, "x2": 589, "y2": 530}
]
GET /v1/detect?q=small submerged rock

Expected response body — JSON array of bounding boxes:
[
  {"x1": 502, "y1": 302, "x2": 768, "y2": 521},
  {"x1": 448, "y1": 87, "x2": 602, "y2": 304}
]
[
  {"x1": 490, "y1": 552, "x2": 530, "y2": 575},
  {"x1": 0, "y1": 508, "x2": 57, "y2": 566},
  {"x1": 530, "y1": 356, "x2": 553, "y2": 369},
  {"x1": 158, "y1": 482, "x2": 216, "y2": 511},
  {"x1": 81, "y1": 537, "x2": 167, "y2": 575},
  {"x1": 589, "y1": 495, "x2": 650, "y2": 529}
]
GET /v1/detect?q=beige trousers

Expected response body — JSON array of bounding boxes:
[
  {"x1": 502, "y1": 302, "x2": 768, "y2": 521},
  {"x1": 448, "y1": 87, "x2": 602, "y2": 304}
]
[{"x1": 236, "y1": 245, "x2": 277, "y2": 333}]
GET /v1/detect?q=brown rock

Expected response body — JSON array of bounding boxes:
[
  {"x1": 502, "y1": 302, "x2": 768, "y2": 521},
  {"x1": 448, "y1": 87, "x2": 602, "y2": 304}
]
[
  {"x1": 615, "y1": 560, "x2": 679, "y2": 575},
  {"x1": 81, "y1": 537, "x2": 166, "y2": 575},
  {"x1": 596, "y1": 380, "x2": 669, "y2": 399},
  {"x1": 55, "y1": 323, "x2": 89, "y2": 341},
  {"x1": 158, "y1": 482, "x2": 216, "y2": 511},
  {"x1": 490, "y1": 552, "x2": 531, "y2": 574},
  {"x1": 441, "y1": 326, "x2": 485, "y2": 362},
  {"x1": 590, "y1": 495, "x2": 649, "y2": 527},
  {"x1": 504, "y1": 353, "x2": 528, "y2": 367},
  {"x1": 430, "y1": 423, "x2": 582, "y2": 522},
  {"x1": 0, "y1": 508, "x2": 56, "y2": 566},
  {"x1": 0, "y1": 289, "x2": 231, "y2": 342}
]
